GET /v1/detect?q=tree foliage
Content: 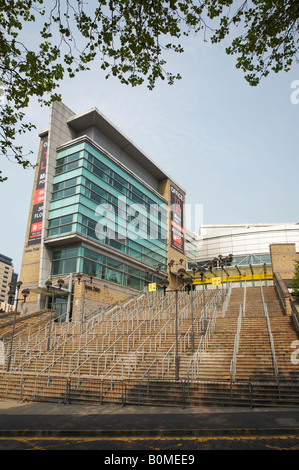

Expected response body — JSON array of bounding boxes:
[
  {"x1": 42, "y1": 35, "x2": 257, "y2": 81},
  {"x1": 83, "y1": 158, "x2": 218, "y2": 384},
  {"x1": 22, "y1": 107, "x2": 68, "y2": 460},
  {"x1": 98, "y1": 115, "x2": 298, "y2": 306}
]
[
  {"x1": 290, "y1": 260, "x2": 299, "y2": 300},
  {"x1": 211, "y1": 0, "x2": 299, "y2": 86},
  {"x1": 0, "y1": 0, "x2": 298, "y2": 181}
]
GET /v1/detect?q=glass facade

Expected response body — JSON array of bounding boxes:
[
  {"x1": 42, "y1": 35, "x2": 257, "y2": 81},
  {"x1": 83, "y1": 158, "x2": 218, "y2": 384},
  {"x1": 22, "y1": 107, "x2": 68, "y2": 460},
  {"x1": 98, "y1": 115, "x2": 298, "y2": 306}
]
[
  {"x1": 187, "y1": 253, "x2": 272, "y2": 270},
  {"x1": 47, "y1": 141, "x2": 168, "y2": 290},
  {"x1": 51, "y1": 246, "x2": 162, "y2": 292},
  {"x1": 186, "y1": 238, "x2": 197, "y2": 259}
]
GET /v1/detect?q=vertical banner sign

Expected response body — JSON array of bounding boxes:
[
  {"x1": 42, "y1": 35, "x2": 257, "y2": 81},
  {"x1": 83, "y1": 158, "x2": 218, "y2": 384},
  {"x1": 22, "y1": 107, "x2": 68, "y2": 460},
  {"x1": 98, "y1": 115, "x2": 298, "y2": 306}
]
[
  {"x1": 27, "y1": 136, "x2": 48, "y2": 245},
  {"x1": 170, "y1": 185, "x2": 184, "y2": 253}
]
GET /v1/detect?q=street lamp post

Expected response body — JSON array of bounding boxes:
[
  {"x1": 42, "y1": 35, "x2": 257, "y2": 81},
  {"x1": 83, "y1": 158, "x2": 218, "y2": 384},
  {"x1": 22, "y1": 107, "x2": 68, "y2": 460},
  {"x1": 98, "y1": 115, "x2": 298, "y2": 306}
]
[
  {"x1": 218, "y1": 254, "x2": 233, "y2": 301},
  {"x1": 182, "y1": 276, "x2": 194, "y2": 353},
  {"x1": 45, "y1": 279, "x2": 54, "y2": 351},
  {"x1": 76, "y1": 272, "x2": 94, "y2": 331},
  {"x1": 220, "y1": 262, "x2": 224, "y2": 302},
  {"x1": 160, "y1": 278, "x2": 181, "y2": 380},
  {"x1": 6, "y1": 281, "x2": 30, "y2": 371},
  {"x1": 197, "y1": 267, "x2": 207, "y2": 331},
  {"x1": 45, "y1": 278, "x2": 65, "y2": 350}
]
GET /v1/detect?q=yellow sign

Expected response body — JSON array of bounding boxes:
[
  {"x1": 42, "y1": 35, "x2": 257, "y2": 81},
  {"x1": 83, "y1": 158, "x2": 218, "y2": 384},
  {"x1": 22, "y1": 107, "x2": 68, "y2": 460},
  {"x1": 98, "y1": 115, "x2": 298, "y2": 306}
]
[
  {"x1": 194, "y1": 273, "x2": 272, "y2": 285},
  {"x1": 212, "y1": 277, "x2": 221, "y2": 286},
  {"x1": 148, "y1": 283, "x2": 156, "y2": 292}
]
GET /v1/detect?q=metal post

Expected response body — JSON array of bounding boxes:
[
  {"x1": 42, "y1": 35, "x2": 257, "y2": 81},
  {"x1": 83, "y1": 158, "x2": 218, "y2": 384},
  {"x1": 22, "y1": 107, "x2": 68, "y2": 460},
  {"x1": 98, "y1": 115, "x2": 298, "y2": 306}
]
[
  {"x1": 66, "y1": 272, "x2": 72, "y2": 323},
  {"x1": 191, "y1": 287, "x2": 194, "y2": 353},
  {"x1": 202, "y1": 275, "x2": 206, "y2": 331},
  {"x1": 160, "y1": 279, "x2": 180, "y2": 380},
  {"x1": 6, "y1": 282, "x2": 27, "y2": 372},
  {"x1": 46, "y1": 291, "x2": 54, "y2": 351},
  {"x1": 81, "y1": 280, "x2": 86, "y2": 333},
  {"x1": 221, "y1": 265, "x2": 224, "y2": 303},
  {"x1": 6, "y1": 297, "x2": 18, "y2": 372},
  {"x1": 175, "y1": 289, "x2": 180, "y2": 380}
]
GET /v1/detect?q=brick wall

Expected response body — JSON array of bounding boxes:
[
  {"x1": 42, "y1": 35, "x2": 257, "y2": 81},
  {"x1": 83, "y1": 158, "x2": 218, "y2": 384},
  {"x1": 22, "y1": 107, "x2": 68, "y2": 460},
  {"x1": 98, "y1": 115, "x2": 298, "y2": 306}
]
[
  {"x1": 71, "y1": 276, "x2": 139, "y2": 322},
  {"x1": 270, "y1": 243, "x2": 299, "y2": 279}
]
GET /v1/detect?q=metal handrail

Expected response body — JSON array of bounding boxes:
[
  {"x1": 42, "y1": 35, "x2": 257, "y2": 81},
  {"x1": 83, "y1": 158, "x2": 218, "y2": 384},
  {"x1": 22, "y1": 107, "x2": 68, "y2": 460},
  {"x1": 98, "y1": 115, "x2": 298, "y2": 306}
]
[
  {"x1": 230, "y1": 304, "x2": 243, "y2": 384},
  {"x1": 187, "y1": 300, "x2": 219, "y2": 380},
  {"x1": 99, "y1": 358, "x2": 125, "y2": 402},
  {"x1": 64, "y1": 293, "x2": 174, "y2": 381},
  {"x1": 222, "y1": 282, "x2": 232, "y2": 317},
  {"x1": 35, "y1": 291, "x2": 177, "y2": 381},
  {"x1": 5, "y1": 319, "x2": 78, "y2": 392},
  {"x1": 128, "y1": 336, "x2": 151, "y2": 377},
  {"x1": 138, "y1": 359, "x2": 160, "y2": 398},
  {"x1": 243, "y1": 280, "x2": 247, "y2": 316},
  {"x1": 1, "y1": 312, "x2": 53, "y2": 370},
  {"x1": 260, "y1": 285, "x2": 280, "y2": 397}
]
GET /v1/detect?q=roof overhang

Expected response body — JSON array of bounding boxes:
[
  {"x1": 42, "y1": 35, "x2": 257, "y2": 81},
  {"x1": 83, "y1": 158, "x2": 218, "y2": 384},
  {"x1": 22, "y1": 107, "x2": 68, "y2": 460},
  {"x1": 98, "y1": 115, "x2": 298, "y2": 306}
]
[{"x1": 66, "y1": 107, "x2": 183, "y2": 187}]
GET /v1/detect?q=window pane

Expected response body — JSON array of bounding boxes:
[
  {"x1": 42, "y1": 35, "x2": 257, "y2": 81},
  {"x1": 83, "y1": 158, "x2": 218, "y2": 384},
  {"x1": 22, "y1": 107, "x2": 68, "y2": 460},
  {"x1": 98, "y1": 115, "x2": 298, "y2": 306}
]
[
  {"x1": 107, "y1": 258, "x2": 123, "y2": 270},
  {"x1": 60, "y1": 224, "x2": 72, "y2": 234},
  {"x1": 63, "y1": 258, "x2": 77, "y2": 273},
  {"x1": 106, "y1": 268, "x2": 122, "y2": 285},
  {"x1": 48, "y1": 218, "x2": 60, "y2": 228},
  {"x1": 52, "y1": 260, "x2": 63, "y2": 275},
  {"x1": 48, "y1": 227, "x2": 59, "y2": 237},
  {"x1": 61, "y1": 215, "x2": 73, "y2": 224},
  {"x1": 126, "y1": 275, "x2": 140, "y2": 290},
  {"x1": 65, "y1": 247, "x2": 79, "y2": 258}
]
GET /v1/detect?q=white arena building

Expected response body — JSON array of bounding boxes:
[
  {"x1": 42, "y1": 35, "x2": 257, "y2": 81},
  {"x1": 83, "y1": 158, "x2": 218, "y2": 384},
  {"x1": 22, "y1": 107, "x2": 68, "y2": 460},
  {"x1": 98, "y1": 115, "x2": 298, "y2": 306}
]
[{"x1": 186, "y1": 223, "x2": 299, "y2": 287}]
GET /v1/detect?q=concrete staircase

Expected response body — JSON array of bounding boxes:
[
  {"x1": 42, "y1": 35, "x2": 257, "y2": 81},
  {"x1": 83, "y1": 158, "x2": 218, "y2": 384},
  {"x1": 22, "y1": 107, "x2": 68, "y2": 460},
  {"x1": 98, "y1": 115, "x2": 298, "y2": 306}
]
[
  {"x1": 234, "y1": 287, "x2": 275, "y2": 379},
  {"x1": 0, "y1": 290, "x2": 210, "y2": 400},
  {"x1": 263, "y1": 286, "x2": 299, "y2": 377},
  {"x1": 0, "y1": 284, "x2": 298, "y2": 407},
  {"x1": 186, "y1": 288, "x2": 242, "y2": 380}
]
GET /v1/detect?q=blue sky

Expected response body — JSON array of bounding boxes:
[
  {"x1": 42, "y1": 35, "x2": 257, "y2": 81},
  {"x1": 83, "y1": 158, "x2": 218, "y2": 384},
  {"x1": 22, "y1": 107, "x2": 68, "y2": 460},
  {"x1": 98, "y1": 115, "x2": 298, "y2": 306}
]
[{"x1": 0, "y1": 30, "x2": 298, "y2": 275}]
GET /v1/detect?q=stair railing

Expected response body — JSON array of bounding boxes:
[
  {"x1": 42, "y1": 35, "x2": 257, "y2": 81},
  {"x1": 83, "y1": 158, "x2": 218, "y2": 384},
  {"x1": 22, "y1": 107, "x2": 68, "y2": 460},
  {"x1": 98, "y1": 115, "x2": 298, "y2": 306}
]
[
  {"x1": 160, "y1": 294, "x2": 208, "y2": 377},
  {"x1": 2, "y1": 312, "x2": 53, "y2": 371},
  {"x1": 64, "y1": 292, "x2": 175, "y2": 380},
  {"x1": 230, "y1": 304, "x2": 243, "y2": 384},
  {"x1": 222, "y1": 282, "x2": 232, "y2": 317},
  {"x1": 138, "y1": 358, "x2": 160, "y2": 396},
  {"x1": 99, "y1": 358, "x2": 125, "y2": 401},
  {"x1": 128, "y1": 336, "x2": 151, "y2": 377},
  {"x1": 5, "y1": 317, "x2": 78, "y2": 386},
  {"x1": 260, "y1": 285, "x2": 280, "y2": 397},
  {"x1": 187, "y1": 302, "x2": 218, "y2": 380},
  {"x1": 154, "y1": 318, "x2": 173, "y2": 352},
  {"x1": 243, "y1": 281, "x2": 247, "y2": 316},
  {"x1": 126, "y1": 320, "x2": 147, "y2": 351}
]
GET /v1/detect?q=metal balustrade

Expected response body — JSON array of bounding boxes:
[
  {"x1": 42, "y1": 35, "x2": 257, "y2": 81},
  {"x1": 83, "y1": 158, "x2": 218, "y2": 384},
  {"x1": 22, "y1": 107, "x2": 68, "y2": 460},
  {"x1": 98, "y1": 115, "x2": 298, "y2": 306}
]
[
  {"x1": 1, "y1": 283, "x2": 298, "y2": 408},
  {"x1": 52, "y1": 288, "x2": 206, "y2": 382},
  {"x1": 128, "y1": 336, "x2": 152, "y2": 377},
  {"x1": 230, "y1": 304, "x2": 243, "y2": 383},
  {"x1": 1, "y1": 313, "x2": 51, "y2": 371},
  {"x1": 260, "y1": 284, "x2": 280, "y2": 396},
  {"x1": 186, "y1": 292, "x2": 221, "y2": 380},
  {"x1": 230, "y1": 284, "x2": 246, "y2": 385},
  {"x1": 222, "y1": 282, "x2": 232, "y2": 317},
  {"x1": 2, "y1": 284, "x2": 232, "y2": 399}
]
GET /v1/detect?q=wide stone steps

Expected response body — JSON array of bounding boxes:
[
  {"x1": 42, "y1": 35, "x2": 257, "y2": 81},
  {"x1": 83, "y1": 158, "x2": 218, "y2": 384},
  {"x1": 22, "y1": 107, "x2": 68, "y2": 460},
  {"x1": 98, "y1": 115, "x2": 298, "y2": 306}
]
[{"x1": 1, "y1": 286, "x2": 298, "y2": 406}]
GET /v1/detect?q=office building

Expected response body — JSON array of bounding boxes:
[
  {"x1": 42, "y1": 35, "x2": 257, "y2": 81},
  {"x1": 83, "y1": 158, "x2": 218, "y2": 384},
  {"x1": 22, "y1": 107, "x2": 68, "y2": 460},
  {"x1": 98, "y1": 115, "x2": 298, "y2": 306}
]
[
  {"x1": 20, "y1": 102, "x2": 187, "y2": 320},
  {"x1": 0, "y1": 254, "x2": 18, "y2": 309}
]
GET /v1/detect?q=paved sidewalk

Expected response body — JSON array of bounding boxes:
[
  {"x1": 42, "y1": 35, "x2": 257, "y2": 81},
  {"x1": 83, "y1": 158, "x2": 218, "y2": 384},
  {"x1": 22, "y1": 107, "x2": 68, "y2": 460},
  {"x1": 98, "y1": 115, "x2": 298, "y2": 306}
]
[{"x1": 0, "y1": 399, "x2": 299, "y2": 437}]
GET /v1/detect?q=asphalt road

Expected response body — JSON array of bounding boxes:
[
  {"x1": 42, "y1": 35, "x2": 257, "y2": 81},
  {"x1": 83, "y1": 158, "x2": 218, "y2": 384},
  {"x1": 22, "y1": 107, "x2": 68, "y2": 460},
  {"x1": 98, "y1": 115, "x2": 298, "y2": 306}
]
[
  {"x1": 0, "y1": 434, "x2": 298, "y2": 451},
  {"x1": 0, "y1": 399, "x2": 299, "y2": 455}
]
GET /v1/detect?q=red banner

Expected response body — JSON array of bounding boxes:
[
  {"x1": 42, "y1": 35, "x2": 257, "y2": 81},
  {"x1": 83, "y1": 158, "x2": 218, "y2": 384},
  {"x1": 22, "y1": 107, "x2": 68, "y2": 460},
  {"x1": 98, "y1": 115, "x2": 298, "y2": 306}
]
[{"x1": 28, "y1": 136, "x2": 47, "y2": 245}]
